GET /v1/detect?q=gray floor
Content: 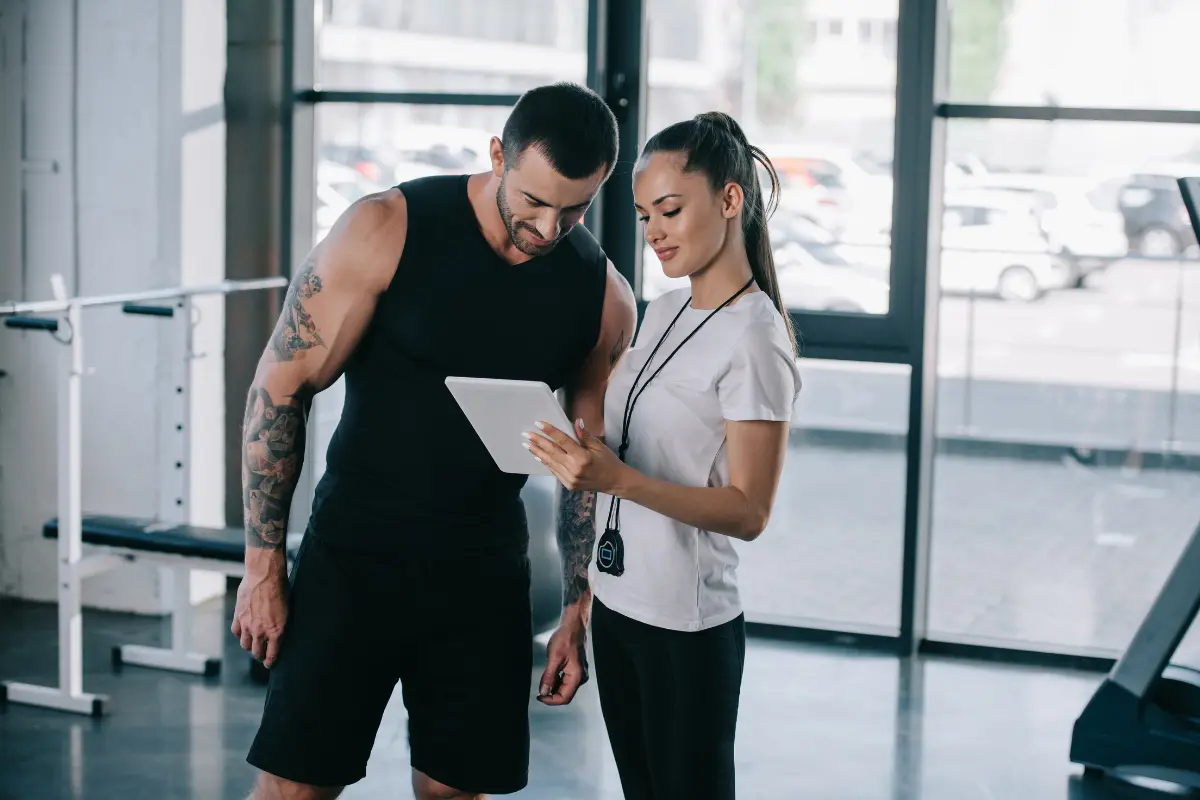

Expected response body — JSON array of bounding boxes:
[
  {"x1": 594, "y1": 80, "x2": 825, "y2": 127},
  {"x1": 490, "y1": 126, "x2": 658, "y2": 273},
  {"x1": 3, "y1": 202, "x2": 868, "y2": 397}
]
[{"x1": 1, "y1": 593, "x2": 1196, "y2": 800}]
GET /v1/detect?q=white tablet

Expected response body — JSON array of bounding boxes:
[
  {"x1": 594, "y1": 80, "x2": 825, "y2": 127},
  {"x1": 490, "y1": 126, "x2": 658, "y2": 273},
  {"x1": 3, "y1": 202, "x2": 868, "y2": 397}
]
[{"x1": 444, "y1": 376, "x2": 578, "y2": 476}]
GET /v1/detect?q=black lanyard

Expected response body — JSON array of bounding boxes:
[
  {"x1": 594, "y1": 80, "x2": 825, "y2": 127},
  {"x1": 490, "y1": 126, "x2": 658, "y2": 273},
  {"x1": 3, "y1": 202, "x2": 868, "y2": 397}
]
[{"x1": 596, "y1": 277, "x2": 755, "y2": 577}]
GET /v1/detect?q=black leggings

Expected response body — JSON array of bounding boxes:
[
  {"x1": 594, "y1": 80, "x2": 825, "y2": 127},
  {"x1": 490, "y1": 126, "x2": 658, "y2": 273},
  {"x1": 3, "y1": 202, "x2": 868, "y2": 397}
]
[{"x1": 592, "y1": 598, "x2": 746, "y2": 800}]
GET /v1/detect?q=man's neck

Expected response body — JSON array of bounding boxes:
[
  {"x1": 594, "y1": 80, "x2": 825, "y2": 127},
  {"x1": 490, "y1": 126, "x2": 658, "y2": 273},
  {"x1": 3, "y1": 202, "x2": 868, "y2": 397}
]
[{"x1": 467, "y1": 172, "x2": 533, "y2": 265}]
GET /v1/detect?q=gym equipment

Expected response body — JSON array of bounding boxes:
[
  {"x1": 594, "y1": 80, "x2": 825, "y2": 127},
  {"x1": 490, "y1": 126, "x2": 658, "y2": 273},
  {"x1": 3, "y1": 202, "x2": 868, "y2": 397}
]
[
  {"x1": 0, "y1": 272, "x2": 565, "y2": 715},
  {"x1": 1070, "y1": 179, "x2": 1200, "y2": 791},
  {"x1": 39, "y1": 515, "x2": 302, "y2": 679},
  {"x1": 1068, "y1": 518, "x2": 1200, "y2": 789},
  {"x1": 0, "y1": 275, "x2": 287, "y2": 716}
]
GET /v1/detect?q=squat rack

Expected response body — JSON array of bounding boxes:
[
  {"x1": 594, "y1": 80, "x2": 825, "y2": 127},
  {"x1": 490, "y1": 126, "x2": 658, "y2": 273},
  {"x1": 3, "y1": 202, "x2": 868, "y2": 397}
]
[{"x1": 0, "y1": 275, "x2": 287, "y2": 716}]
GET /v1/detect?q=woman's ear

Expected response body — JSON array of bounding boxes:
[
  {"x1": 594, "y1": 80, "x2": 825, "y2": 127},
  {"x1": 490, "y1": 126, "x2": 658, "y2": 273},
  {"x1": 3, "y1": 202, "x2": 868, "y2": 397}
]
[{"x1": 721, "y1": 181, "x2": 745, "y2": 219}]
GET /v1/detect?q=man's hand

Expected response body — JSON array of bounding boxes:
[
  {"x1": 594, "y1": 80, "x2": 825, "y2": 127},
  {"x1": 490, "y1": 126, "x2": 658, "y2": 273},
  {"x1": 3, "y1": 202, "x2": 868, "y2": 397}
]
[
  {"x1": 537, "y1": 607, "x2": 589, "y2": 705},
  {"x1": 231, "y1": 562, "x2": 289, "y2": 669}
]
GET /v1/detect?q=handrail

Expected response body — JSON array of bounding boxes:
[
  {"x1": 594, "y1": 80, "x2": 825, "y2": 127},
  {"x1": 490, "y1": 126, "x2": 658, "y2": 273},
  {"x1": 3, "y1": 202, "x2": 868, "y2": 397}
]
[{"x1": 0, "y1": 276, "x2": 289, "y2": 318}]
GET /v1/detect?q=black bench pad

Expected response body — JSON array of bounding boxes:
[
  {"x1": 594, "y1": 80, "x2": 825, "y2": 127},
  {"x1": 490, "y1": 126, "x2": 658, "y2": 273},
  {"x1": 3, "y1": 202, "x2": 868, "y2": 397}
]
[{"x1": 43, "y1": 515, "x2": 301, "y2": 562}]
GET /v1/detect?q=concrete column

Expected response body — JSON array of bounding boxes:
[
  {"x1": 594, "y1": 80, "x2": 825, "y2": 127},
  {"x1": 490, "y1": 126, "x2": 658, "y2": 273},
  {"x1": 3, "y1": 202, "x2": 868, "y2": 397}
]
[{"x1": 224, "y1": 1, "x2": 288, "y2": 530}]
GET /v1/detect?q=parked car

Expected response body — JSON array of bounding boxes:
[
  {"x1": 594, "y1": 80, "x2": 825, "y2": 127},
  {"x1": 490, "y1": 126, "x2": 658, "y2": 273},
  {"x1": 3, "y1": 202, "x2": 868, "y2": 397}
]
[
  {"x1": 640, "y1": 214, "x2": 890, "y2": 315},
  {"x1": 961, "y1": 175, "x2": 1129, "y2": 287},
  {"x1": 1104, "y1": 164, "x2": 1200, "y2": 258},
  {"x1": 941, "y1": 189, "x2": 1072, "y2": 302}
]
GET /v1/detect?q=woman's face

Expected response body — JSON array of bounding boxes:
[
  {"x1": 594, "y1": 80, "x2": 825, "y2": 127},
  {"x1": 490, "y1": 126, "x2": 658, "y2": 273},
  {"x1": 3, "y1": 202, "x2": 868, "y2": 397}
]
[{"x1": 633, "y1": 151, "x2": 743, "y2": 280}]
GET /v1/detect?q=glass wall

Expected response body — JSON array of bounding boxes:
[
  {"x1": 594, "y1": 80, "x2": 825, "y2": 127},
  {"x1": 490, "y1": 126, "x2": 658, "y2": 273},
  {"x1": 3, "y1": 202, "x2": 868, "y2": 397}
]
[
  {"x1": 314, "y1": 0, "x2": 587, "y2": 92},
  {"x1": 927, "y1": 120, "x2": 1200, "y2": 651},
  {"x1": 294, "y1": 0, "x2": 1200, "y2": 660},
  {"x1": 640, "y1": 0, "x2": 898, "y2": 315},
  {"x1": 945, "y1": 0, "x2": 1200, "y2": 111},
  {"x1": 314, "y1": 103, "x2": 511, "y2": 243},
  {"x1": 737, "y1": 360, "x2": 910, "y2": 632},
  {"x1": 638, "y1": 0, "x2": 906, "y2": 630}
]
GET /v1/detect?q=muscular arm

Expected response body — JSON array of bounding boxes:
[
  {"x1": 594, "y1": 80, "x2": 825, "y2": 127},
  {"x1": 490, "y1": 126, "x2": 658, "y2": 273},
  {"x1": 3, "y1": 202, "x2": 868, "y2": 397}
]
[
  {"x1": 557, "y1": 263, "x2": 637, "y2": 611},
  {"x1": 242, "y1": 192, "x2": 406, "y2": 560},
  {"x1": 613, "y1": 419, "x2": 790, "y2": 541}
]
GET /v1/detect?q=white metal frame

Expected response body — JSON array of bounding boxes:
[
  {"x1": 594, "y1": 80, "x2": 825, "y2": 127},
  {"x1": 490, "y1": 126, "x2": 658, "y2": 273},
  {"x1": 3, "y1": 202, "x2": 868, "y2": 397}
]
[{"x1": 0, "y1": 275, "x2": 287, "y2": 716}]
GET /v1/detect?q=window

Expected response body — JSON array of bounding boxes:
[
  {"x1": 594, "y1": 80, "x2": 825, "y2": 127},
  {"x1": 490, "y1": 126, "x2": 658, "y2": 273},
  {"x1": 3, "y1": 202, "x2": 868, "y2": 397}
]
[
  {"x1": 735, "y1": 360, "x2": 910, "y2": 632},
  {"x1": 315, "y1": 0, "x2": 587, "y2": 92},
  {"x1": 946, "y1": 0, "x2": 1200, "y2": 108},
  {"x1": 313, "y1": 103, "x2": 511, "y2": 245},
  {"x1": 929, "y1": 119, "x2": 1200, "y2": 651},
  {"x1": 643, "y1": 0, "x2": 899, "y2": 316}
]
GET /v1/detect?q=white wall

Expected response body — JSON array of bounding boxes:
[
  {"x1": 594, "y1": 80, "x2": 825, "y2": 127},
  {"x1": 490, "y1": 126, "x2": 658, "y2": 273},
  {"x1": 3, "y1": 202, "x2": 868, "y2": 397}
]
[{"x1": 0, "y1": 0, "x2": 228, "y2": 611}]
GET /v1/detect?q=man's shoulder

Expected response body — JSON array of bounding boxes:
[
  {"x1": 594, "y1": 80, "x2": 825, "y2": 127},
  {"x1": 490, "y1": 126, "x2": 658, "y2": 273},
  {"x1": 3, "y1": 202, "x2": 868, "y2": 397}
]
[
  {"x1": 397, "y1": 173, "x2": 468, "y2": 208},
  {"x1": 561, "y1": 222, "x2": 606, "y2": 269},
  {"x1": 319, "y1": 189, "x2": 409, "y2": 292}
]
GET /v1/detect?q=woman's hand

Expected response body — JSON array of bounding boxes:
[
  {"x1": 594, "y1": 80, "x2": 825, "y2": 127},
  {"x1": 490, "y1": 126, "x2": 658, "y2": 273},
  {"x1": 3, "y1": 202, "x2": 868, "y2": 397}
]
[{"x1": 525, "y1": 419, "x2": 630, "y2": 495}]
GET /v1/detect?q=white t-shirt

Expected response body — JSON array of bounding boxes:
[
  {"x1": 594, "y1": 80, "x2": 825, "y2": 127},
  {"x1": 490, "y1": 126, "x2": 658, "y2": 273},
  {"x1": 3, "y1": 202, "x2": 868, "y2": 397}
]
[{"x1": 591, "y1": 287, "x2": 802, "y2": 632}]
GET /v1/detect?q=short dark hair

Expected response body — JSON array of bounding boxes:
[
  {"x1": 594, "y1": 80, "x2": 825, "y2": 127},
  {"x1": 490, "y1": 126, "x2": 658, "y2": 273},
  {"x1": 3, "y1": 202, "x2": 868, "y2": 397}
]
[{"x1": 501, "y1": 82, "x2": 618, "y2": 180}]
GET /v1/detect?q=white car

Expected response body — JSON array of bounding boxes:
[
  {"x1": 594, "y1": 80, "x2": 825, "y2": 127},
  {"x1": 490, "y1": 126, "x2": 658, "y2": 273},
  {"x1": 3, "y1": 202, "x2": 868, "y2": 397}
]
[
  {"x1": 961, "y1": 175, "x2": 1129, "y2": 286},
  {"x1": 640, "y1": 238, "x2": 890, "y2": 316},
  {"x1": 941, "y1": 189, "x2": 1072, "y2": 302}
]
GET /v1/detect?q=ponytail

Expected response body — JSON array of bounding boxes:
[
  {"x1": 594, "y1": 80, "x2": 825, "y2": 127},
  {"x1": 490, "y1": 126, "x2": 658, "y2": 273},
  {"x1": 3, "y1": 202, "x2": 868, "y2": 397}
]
[{"x1": 644, "y1": 112, "x2": 799, "y2": 355}]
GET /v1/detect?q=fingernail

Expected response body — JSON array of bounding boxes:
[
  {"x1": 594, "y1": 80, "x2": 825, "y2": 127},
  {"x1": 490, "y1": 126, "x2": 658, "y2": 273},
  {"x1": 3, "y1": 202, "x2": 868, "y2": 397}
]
[
  {"x1": 522, "y1": 442, "x2": 531, "y2": 450},
  {"x1": 521, "y1": 431, "x2": 532, "y2": 440},
  {"x1": 577, "y1": 418, "x2": 585, "y2": 429},
  {"x1": 535, "y1": 421, "x2": 546, "y2": 430}
]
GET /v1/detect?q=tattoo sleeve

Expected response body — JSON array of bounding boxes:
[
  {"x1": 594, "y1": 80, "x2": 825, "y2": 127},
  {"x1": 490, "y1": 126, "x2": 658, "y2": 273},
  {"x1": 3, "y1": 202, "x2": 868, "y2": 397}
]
[
  {"x1": 242, "y1": 388, "x2": 309, "y2": 549},
  {"x1": 268, "y1": 253, "x2": 326, "y2": 363},
  {"x1": 243, "y1": 260, "x2": 326, "y2": 549},
  {"x1": 557, "y1": 487, "x2": 597, "y2": 608},
  {"x1": 557, "y1": 323, "x2": 628, "y2": 607}
]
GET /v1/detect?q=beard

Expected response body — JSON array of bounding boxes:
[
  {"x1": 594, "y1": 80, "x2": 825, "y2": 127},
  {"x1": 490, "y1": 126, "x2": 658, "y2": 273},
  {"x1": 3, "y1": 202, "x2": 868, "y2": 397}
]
[{"x1": 496, "y1": 175, "x2": 559, "y2": 257}]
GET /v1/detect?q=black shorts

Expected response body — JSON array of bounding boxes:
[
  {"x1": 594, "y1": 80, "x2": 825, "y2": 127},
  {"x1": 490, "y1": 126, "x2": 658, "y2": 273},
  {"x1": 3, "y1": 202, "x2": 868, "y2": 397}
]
[
  {"x1": 246, "y1": 533, "x2": 534, "y2": 793},
  {"x1": 592, "y1": 598, "x2": 746, "y2": 800}
]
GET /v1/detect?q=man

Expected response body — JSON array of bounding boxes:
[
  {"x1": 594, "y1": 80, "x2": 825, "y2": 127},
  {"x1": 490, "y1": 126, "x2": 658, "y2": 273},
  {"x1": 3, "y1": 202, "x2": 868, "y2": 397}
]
[{"x1": 233, "y1": 82, "x2": 637, "y2": 800}]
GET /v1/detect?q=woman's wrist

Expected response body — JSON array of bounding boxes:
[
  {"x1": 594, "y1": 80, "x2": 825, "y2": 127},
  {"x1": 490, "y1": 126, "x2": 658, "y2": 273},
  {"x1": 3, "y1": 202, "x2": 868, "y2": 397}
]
[{"x1": 609, "y1": 462, "x2": 640, "y2": 501}]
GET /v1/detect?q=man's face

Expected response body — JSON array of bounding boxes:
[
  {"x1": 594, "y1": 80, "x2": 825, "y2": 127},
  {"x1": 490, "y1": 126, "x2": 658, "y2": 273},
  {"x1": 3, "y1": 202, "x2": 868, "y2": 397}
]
[{"x1": 491, "y1": 139, "x2": 608, "y2": 257}]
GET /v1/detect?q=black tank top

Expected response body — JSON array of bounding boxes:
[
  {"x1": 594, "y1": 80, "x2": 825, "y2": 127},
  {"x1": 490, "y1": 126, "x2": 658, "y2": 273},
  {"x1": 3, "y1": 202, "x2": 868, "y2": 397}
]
[{"x1": 307, "y1": 174, "x2": 609, "y2": 555}]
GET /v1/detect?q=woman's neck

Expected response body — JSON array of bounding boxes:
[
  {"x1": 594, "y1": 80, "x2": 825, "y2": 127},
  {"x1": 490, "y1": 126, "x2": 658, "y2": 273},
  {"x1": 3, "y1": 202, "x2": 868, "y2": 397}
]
[{"x1": 689, "y1": 247, "x2": 756, "y2": 310}]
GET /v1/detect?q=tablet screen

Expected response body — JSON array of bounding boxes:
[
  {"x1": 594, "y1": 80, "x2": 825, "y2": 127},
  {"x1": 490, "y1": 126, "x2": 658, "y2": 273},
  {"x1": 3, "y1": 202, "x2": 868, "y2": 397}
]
[{"x1": 444, "y1": 377, "x2": 576, "y2": 477}]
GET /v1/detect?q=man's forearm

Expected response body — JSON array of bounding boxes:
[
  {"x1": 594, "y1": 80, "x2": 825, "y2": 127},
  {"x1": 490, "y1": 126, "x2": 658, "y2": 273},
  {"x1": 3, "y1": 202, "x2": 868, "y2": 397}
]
[
  {"x1": 242, "y1": 253, "x2": 325, "y2": 557},
  {"x1": 557, "y1": 487, "x2": 597, "y2": 610},
  {"x1": 242, "y1": 385, "x2": 309, "y2": 554}
]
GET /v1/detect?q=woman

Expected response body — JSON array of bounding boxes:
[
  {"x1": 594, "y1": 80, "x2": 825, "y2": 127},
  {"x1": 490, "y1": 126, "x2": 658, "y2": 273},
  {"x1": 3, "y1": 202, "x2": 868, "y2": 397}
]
[{"x1": 526, "y1": 111, "x2": 801, "y2": 799}]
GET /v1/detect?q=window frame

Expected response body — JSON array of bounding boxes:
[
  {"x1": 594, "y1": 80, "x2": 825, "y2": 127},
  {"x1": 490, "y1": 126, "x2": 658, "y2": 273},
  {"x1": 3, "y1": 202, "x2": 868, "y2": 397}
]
[{"x1": 282, "y1": 0, "x2": 1200, "y2": 670}]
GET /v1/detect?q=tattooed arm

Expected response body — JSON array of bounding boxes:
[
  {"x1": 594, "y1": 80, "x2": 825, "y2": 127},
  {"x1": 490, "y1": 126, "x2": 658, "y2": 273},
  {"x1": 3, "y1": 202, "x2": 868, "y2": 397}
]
[
  {"x1": 242, "y1": 193, "x2": 406, "y2": 552},
  {"x1": 232, "y1": 191, "x2": 407, "y2": 667},
  {"x1": 556, "y1": 263, "x2": 637, "y2": 612},
  {"x1": 538, "y1": 262, "x2": 636, "y2": 706}
]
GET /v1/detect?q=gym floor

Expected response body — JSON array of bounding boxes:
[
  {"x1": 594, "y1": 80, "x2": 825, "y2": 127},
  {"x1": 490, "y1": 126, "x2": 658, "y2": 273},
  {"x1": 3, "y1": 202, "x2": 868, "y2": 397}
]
[{"x1": 0, "y1": 593, "x2": 1176, "y2": 799}]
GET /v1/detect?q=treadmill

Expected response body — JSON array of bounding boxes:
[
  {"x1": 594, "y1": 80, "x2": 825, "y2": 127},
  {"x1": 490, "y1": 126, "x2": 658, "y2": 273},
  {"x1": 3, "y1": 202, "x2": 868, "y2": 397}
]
[{"x1": 1069, "y1": 181, "x2": 1200, "y2": 789}]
